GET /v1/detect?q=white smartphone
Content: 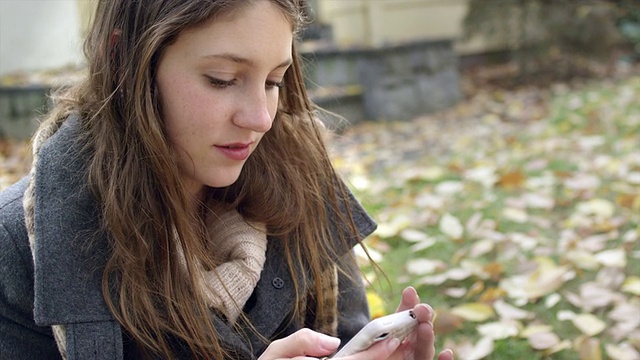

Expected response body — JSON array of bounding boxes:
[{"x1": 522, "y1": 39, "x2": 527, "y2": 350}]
[{"x1": 330, "y1": 309, "x2": 419, "y2": 358}]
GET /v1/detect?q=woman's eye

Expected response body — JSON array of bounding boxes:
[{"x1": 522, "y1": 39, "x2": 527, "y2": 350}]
[
  {"x1": 206, "y1": 76, "x2": 235, "y2": 89},
  {"x1": 266, "y1": 80, "x2": 284, "y2": 90}
]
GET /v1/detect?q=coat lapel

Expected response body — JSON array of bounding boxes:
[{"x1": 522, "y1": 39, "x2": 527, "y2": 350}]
[
  {"x1": 241, "y1": 237, "x2": 305, "y2": 355},
  {"x1": 32, "y1": 118, "x2": 114, "y2": 326}
]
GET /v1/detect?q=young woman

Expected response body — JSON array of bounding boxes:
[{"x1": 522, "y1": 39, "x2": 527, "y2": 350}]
[{"x1": 0, "y1": 1, "x2": 454, "y2": 359}]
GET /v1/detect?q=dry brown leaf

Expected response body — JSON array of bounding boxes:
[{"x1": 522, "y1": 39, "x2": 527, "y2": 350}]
[
  {"x1": 497, "y1": 170, "x2": 526, "y2": 189},
  {"x1": 575, "y1": 336, "x2": 603, "y2": 360},
  {"x1": 433, "y1": 310, "x2": 464, "y2": 335}
]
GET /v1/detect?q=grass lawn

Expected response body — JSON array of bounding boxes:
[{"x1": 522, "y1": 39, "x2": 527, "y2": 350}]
[{"x1": 330, "y1": 75, "x2": 640, "y2": 359}]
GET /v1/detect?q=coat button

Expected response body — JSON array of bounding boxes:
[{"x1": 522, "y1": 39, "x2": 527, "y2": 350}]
[{"x1": 272, "y1": 277, "x2": 285, "y2": 289}]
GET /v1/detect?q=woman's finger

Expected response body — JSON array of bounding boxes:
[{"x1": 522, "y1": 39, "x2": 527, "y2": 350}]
[
  {"x1": 258, "y1": 328, "x2": 340, "y2": 360},
  {"x1": 339, "y1": 337, "x2": 402, "y2": 360},
  {"x1": 438, "y1": 349, "x2": 455, "y2": 360},
  {"x1": 396, "y1": 287, "x2": 421, "y2": 312},
  {"x1": 410, "y1": 320, "x2": 436, "y2": 359}
]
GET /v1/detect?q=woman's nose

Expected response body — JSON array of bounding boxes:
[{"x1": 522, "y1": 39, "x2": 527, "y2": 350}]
[{"x1": 232, "y1": 88, "x2": 275, "y2": 133}]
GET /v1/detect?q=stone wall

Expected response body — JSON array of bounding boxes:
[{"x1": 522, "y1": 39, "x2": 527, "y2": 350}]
[
  {"x1": 0, "y1": 39, "x2": 461, "y2": 139},
  {"x1": 0, "y1": 86, "x2": 49, "y2": 139},
  {"x1": 302, "y1": 38, "x2": 461, "y2": 125}
]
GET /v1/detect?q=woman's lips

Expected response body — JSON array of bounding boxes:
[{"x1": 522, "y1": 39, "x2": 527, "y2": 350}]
[{"x1": 215, "y1": 143, "x2": 252, "y2": 161}]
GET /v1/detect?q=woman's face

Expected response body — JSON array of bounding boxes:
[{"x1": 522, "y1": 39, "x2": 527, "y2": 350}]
[{"x1": 156, "y1": 1, "x2": 293, "y2": 199}]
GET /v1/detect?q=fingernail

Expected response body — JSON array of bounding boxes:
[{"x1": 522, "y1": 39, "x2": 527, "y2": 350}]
[
  {"x1": 426, "y1": 305, "x2": 435, "y2": 322},
  {"x1": 387, "y1": 337, "x2": 401, "y2": 351},
  {"x1": 320, "y1": 335, "x2": 341, "y2": 351}
]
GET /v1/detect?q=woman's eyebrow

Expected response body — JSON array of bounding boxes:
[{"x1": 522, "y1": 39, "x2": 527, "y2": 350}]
[{"x1": 201, "y1": 53, "x2": 292, "y2": 69}]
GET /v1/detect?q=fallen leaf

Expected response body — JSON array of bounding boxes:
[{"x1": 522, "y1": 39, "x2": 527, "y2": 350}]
[
  {"x1": 433, "y1": 309, "x2": 464, "y2": 335},
  {"x1": 406, "y1": 259, "x2": 446, "y2": 275},
  {"x1": 576, "y1": 198, "x2": 615, "y2": 218},
  {"x1": 497, "y1": 170, "x2": 526, "y2": 189},
  {"x1": 439, "y1": 213, "x2": 464, "y2": 239},
  {"x1": 604, "y1": 342, "x2": 640, "y2": 360},
  {"x1": 502, "y1": 207, "x2": 529, "y2": 223},
  {"x1": 456, "y1": 336, "x2": 494, "y2": 360},
  {"x1": 366, "y1": 291, "x2": 386, "y2": 319},
  {"x1": 500, "y1": 257, "x2": 574, "y2": 300},
  {"x1": 477, "y1": 320, "x2": 521, "y2": 340},
  {"x1": 528, "y1": 331, "x2": 561, "y2": 350},
  {"x1": 450, "y1": 303, "x2": 495, "y2": 322},
  {"x1": 575, "y1": 336, "x2": 602, "y2": 360},
  {"x1": 400, "y1": 228, "x2": 430, "y2": 243},
  {"x1": 572, "y1": 313, "x2": 607, "y2": 336},
  {"x1": 493, "y1": 299, "x2": 532, "y2": 320},
  {"x1": 595, "y1": 248, "x2": 627, "y2": 268},
  {"x1": 578, "y1": 282, "x2": 617, "y2": 310},
  {"x1": 621, "y1": 276, "x2": 640, "y2": 296},
  {"x1": 470, "y1": 239, "x2": 495, "y2": 258}
]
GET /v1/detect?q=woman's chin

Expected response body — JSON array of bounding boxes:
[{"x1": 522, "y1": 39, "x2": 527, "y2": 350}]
[{"x1": 206, "y1": 174, "x2": 242, "y2": 189}]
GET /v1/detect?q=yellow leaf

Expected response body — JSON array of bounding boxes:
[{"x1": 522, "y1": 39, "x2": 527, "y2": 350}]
[
  {"x1": 502, "y1": 207, "x2": 529, "y2": 223},
  {"x1": 566, "y1": 249, "x2": 600, "y2": 270},
  {"x1": 450, "y1": 303, "x2": 495, "y2": 322},
  {"x1": 621, "y1": 276, "x2": 640, "y2": 296},
  {"x1": 520, "y1": 324, "x2": 554, "y2": 338},
  {"x1": 616, "y1": 194, "x2": 639, "y2": 209},
  {"x1": 545, "y1": 339, "x2": 572, "y2": 355},
  {"x1": 466, "y1": 281, "x2": 485, "y2": 299},
  {"x1": 366, "y1": 291, "x2": 385, "y2": 319},
  {"x1": 501, "y1": 257, "x2": 573, "y2": 300},
  {"x1": 482, "y1": 262, "x2": 504, "y2": 280},
  {"x1": 575, "y1": 336, "x2": 602, "y2": 360},
  {"x1": 576, "y1": 198, "x2": 615, "y2": 218},
  {"x1": 572, "y1": 313, "x2": 606, "y2": 336},
  {"x1": 478, "y1": 287, "x2": 507, "y2": 303}
]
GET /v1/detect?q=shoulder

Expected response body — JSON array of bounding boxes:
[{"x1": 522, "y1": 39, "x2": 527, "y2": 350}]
[
  {"x1": 330, "y1": 179, "x2": 377, "y2": 248},
  {"x1": 341, "y1": 185, "x2": 377, "y2": 240},
  {"x1": 0, "y1": 175, "x2": 32, "y2": 280},
  {"x1": 0, "y1": 177, "x2": 29, "y2": 248},
  {"x1": 0, "y1": 185, "x2": 58, "y2": 358},
  {"x1": 0, "y1": 177, "x2": 35, "y2": 323}
]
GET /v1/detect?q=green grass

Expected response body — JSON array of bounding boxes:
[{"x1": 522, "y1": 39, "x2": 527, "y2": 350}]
[{"x1": 341, "y1": 76, "x2": 640, "y2": 359}]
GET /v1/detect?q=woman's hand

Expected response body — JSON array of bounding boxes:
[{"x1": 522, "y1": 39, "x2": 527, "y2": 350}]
[
  {"x1": 258, "y1": 328, "x2": 341, "y2": 360},
  {"x1": 340, "y1": 287, "x2": 454, "y2": 360},
  {"x1": 258, "y1": 287, "x2": 454, "y2": 360}
]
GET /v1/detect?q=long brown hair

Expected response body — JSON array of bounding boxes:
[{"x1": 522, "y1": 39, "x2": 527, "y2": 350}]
[{"x1": 37, "y1": 0, "x2": 365, "y2": 358}]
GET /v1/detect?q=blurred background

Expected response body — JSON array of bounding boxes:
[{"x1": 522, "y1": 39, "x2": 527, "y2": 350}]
[{"x1": 1, "y1": 1, "x2": 640, "y2": 359}]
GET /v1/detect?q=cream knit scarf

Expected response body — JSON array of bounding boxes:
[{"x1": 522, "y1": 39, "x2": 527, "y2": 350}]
[
  {"x1": 198, "y1": 208, "x2": 340, "y2": 335},
  {"x1": 198, "y1": 208, "x2": 268, "y2": 323}
]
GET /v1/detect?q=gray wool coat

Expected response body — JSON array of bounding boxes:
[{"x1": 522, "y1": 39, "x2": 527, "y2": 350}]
[{"x1": 0, "y1": 118, "x2": 377, "y2": 359}]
